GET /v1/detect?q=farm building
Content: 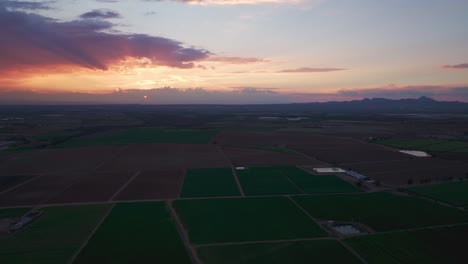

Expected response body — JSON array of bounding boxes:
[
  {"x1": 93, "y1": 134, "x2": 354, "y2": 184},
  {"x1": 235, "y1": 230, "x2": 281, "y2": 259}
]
[
  {"x1": 345, "y1": 171, "x2": 369, "y2": 181},
  {"x1": 399, "y1": 150, "x2": 431, "y2": 157},
  {"x1": 313, "y1": 168, "x2": 346, "y2": 173}
]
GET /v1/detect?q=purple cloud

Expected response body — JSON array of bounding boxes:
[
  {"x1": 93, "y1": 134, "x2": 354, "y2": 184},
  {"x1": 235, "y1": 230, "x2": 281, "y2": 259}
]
[
  {"x1": 80, "y1": 9, "x2": 122, "y2": 19},
  {"x1": 0, "y1": 7, "x2": 211, "y2": 73},
  {"x1": 443, "y1": 63, "x2": 468, "y2": 69},
  {"x1": 278, "y1": 67, "x2": 346, "y2": 73}
]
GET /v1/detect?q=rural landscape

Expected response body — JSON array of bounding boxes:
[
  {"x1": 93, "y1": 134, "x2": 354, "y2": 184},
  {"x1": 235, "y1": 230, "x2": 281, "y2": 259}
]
[
  {"x1": 2, "y1": 0, "x2": 468, "y2": 263},
  {"x1": 1, "y1": 100, "x2": 468, "y2": 263}
]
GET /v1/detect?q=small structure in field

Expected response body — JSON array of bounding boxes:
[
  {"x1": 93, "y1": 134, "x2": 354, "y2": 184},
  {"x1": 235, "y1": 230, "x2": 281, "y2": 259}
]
[
  {"x1": 9, "y1": 211, "x2": 42, "y2": 233},
  {"x1": 313, "y1": 168, "x2": 346, "y2": 174},
  {"x1": 399, "y1": 150, "x2": 431, "y2": 157},
  {"x1": 345, "y1": 170, "x2": 369, "y2": 181},
  {"x1": 326, "y1": 221, "x2": 369, "y2": 237},
  {"x1": 236, "y1": 167, "x2": 246, "y2": 170}
]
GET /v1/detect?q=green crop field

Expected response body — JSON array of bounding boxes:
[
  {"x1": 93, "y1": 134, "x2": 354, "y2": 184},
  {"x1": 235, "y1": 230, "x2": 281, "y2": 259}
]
[
  {"x1": 285, "y1": 167, "x2": 361, "y2": 194},
  {"x1": 237, "y1": 166, "x2": 360, "y2": 195},
  {"x1": 346, "y1": 225, "x2": 468, "y2": 264},
  {"x1": 180, "y1": 168, "x2": 241, "y2": 198},
  {"x1": 409, "y1": 181, "x2": 468, "y2": 206},
  {"x1": 293, "y1": 192, "x2": 468, "y2": 231},
  {"x1": 236, "y1": 167, "x2": 303, "y2": 195},
  {"x1": 0, "y1": 175, "x2": 35, "y2": 192},
  {"x1": 197, "y1": 240, "x2": 362, "y2": 264},
  {"x1": 34, "y1": 131, "x2": 80, "y2": 142},
  {"x1": 74, "y1": 202, "x2": 191, "y2": 264},
  {"x1": 60, "y1": 128, "x2": 218, "y2": 147},
  {"x1": 0, "y1": 205, "x2": 109, "y2": 264},
  {"x1": 173, "y1": 197, "x2": 327, "y2": 244}
]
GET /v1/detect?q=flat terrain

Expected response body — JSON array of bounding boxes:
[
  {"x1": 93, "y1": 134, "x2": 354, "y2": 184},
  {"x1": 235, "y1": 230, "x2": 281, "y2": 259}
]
[
  {"x1": 237, "y1": 167, "x2": 303, "y2": 195},
  {"x1": 237, "y1": 166, "x2": 360, "y2": 196},
  {"x1": 61, "y1": 128, "x2": 218, "y2": 147},
  {"x1": 0, "y1": 205, "x2": 109, "y2": 264},
  {"x1": 180, "y1": 168, "x2": 241, "y2": 198},
  {"x1": 293, "y1": 192, "x2": 468, "y2": 231},
  {"x1": 0, "y1": 175, "x2": 36, "y2": 192},
  {"x1": 115, "y1": 169, "x2": 185, "y2": 200},
  {"x1": 346, "y1": 225, "x2": 468, "y2": 264},
  {"x1": 74, "y1": 202, "x2": 191, "y2": 264},
  {"x1": 197, "y1": 240, "x2": 362, "y2": 264},
  {"x1": 173, "y1": 197, "x2": 328, "y2": 244},
  {"x1": 378, "y1": 138, "x2": 468, "y2": 153},
  {"x1": 1, "y1": 106, "x2": 468, "y2": 263},
  {"x1": 408, "y1": 181, "x2": 468, "y2": 206},
  {"x1": 47, "y1": 172, "x2": 133, "y2": 203}
]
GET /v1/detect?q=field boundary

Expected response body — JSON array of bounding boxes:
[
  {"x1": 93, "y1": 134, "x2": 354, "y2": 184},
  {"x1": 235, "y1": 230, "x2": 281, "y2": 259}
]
[
  {"x1": 195, "y1": 237, "x2": 333, "y2": 248},
  {"x1": 216, "y1": 146, "x2": 245, "y2": 196},
  {"x1": 67, "y1": 203, "x2": 115, "y2": 264},
  {"x1": 167, "y1": 200, "x2": 202, "y2": 264},
  {"x1": 0, "y1": 174, "x2": 42, "y2": 195},
  {"x1": 109, "y1": 171, "x2": 141, "y2": 201}
]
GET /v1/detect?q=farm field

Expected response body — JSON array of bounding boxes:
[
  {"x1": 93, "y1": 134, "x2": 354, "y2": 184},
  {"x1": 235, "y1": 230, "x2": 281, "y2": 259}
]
[
  {"x1": 221, "y1": 146, "x2": 324, "y2": 167},
  {"x1": 0, "y1": 174, "x2": 82, "y2": 206},
  {"x1": 346, "y1": 225, "x2": 468, "y2": 264},
  {"x1": 180, "y1": 168, "x2": 240, "y2": 198},
  {"x1": 60, "y1": 128, "x2": 218, "y2": 147},
  {"x1": 74, "y1": 202, "x2": 191, "y2": 264},
  {"x1": 377, "y1": 138, "x2": 468, "y2": 153},
  {"x1": 341, "y1": 158, "x2": 468, "y2": 186},
  {"x1": 0, "y1": 175, "x2": 36, "y2": 192},
  {"x1": 173, "y1": 197, "x2": 327, "y2": 244},
  {"x1": 197, "y1": 240, "x2": 362, "y2": 264},
  {"x1": 0, "y1": 205, "x2": 109, "y2": 264},
  {"x1": 285, "y1": 167, "x2": 361, "y2": 194},
  {"x1": 0, "y1": 207, "x2": 31, "y2": 219},
  {"x1": 47, "y1": 172, "x2": 133, "y2": 203},
  {"x1": 237, "y1": 166, "x2": 360, "y2": 195},
  {"x1": 115, "y1": 170, "x2": 185, "y2": 200},
  {"x1": 237, "y1": 167, "x2": 302, "y2": 195},
  {"x1": 0, "y1": 146, "x2": 120, "y2": 175},
  {"x1": 293, "y1": 192, "x2": 468, "y2": 231},
  {"x1": 409, "y1": 181, "x2": 468, "y2": 206}
]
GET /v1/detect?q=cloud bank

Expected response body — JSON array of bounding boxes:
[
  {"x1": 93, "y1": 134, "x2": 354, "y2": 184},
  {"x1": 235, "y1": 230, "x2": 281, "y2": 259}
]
[
  {"x1": 278, "y1": 67, "x2": 346, "y2": 73},
  {"x1": 143, "y1": 0, "x2": 303, "y2": 5},
  {"x1": 443, "y1": 63, "x2": 468, "y2": 70},
  {"x1": 80, "y1": 9, "x2": 122, "y2": 19},
  {"x1": 1, "y1": 85, "x2": 467, "y2": 104},
  {"x1": 0, "y1": 6, "x2": 213, "y2": 73}
]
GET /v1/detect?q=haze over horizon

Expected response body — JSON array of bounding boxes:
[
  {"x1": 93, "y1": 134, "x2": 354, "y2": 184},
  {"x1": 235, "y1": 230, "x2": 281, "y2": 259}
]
[{"x1": 1, "y1": 0, "x2": 468, "y2": 104}]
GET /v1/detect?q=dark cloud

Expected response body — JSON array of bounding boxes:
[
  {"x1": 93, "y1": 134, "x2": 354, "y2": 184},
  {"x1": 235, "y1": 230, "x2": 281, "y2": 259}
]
[
  {"x1": 0, "y1": 0, "x2": 53, "y2": 10},
  {"x1": 80, "y1": 9, "x2": 122, "y2": 19},
  {"x1": 443, "y1": 63, "x2": 468, "y2": 69},
  {"x1": 0, "y1": 7, "x2": 210, "y2": 72},
  {"x1": 207, "y1": 56, "x2": 268, "y2": 64},
  {"x1": 278, "y1": 67, "x2": 346, "y2": 73}
]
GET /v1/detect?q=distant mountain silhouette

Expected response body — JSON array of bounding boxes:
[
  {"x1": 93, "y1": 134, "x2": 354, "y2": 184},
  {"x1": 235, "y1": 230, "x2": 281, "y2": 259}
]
[
  {"x1": 1, "y1": 97, "x2": 467, "y2": 114},
  {"x1": 286, "y1": 96, "x2": 468, "y2": 114}
]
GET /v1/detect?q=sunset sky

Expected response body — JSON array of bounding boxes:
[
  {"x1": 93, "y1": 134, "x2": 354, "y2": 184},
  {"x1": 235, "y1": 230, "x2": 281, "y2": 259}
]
[{"x1": 1, "y1": 0, "x2": 467, "y2": 103}]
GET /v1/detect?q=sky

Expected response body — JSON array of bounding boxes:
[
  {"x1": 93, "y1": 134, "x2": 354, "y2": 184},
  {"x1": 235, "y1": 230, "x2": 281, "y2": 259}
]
[{"x1": 0, "y1": 0, "x2": 467, "y2": 104}]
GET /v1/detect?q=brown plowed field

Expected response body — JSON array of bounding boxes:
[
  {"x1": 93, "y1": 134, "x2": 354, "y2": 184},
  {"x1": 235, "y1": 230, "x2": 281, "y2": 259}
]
[
  {"x1": 0, "y1": 146, "x2": 121, "y2": 175},
  {"x1": 0, "y1": 174, "x2": 81, "y2": 206},
  {"x1": 222, "y1": 146, "x2": 327, "y2": 167},
  {"x1": 114, "y1": 169, "x2": 185, "y2": 200},
  {"x1": 98, "y1": 144, "x2": 229, "y2": 173},
  {"x1": 46, "y1": 172, "x2": 133, "y2": 203},
  {"x1": 342, "y1": 158, "x2": 468, "y2": 185}
]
